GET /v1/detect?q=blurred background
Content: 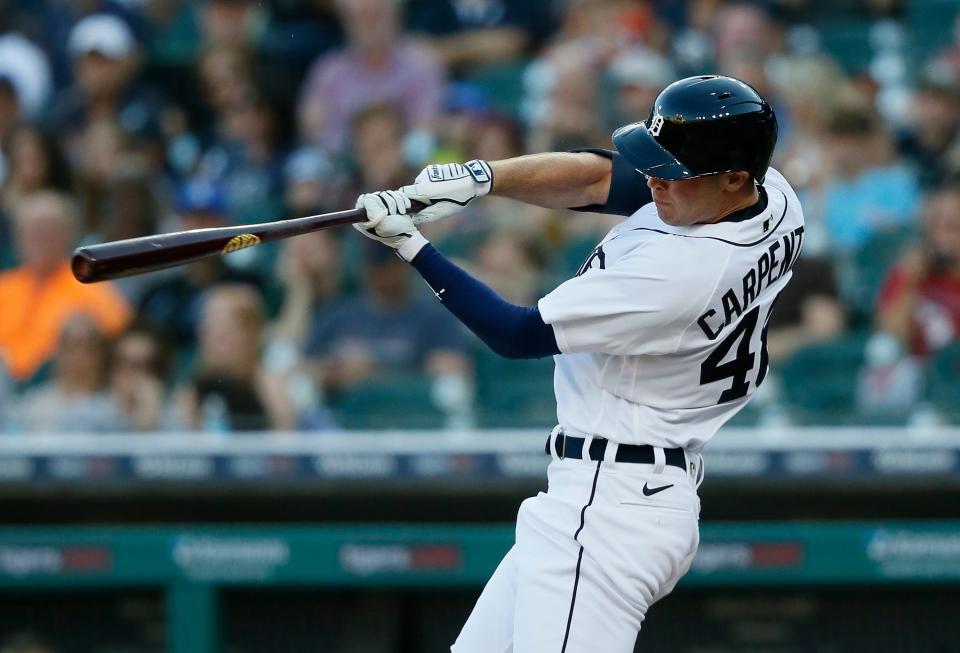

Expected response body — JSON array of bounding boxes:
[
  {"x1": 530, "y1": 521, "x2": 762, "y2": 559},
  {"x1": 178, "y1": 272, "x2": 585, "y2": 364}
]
[{"x1": 0, "y1": 0, "x2": 959, "y2": 651}]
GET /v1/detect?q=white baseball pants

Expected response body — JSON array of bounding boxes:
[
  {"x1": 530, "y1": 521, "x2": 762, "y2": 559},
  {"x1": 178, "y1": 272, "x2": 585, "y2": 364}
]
[{"x1": 452, "y1": 437, "x2": 701, "y2": 653}]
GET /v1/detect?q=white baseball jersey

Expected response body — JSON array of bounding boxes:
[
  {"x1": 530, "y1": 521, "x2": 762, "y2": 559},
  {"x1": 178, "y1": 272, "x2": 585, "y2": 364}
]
[{"x1": 538, "y1": 167, "x2": 805, "y2": 452}]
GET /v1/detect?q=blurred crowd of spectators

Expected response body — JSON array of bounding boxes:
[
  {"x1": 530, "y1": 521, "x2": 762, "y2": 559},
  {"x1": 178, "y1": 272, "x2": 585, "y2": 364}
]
[{"x1": 0, "y1": 0, "x2": 958, "y2": 433}]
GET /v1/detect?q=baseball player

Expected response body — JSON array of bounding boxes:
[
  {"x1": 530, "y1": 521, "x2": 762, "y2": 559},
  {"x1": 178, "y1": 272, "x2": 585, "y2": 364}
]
[{"x1": 354, "y1": 75, "x2": 803, "y2": 652}]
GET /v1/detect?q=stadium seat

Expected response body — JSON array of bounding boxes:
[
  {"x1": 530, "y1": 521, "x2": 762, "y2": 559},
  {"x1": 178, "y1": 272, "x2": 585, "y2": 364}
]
[
  {"x1": 905, "y1": 0, "x2": 958, "y2": 65},
  {"x1": 847, "y1": 226, "x2": 916, "y2": 321},
  {"x1": 778, "y1": 332, "x2": 871, "y2": 424},
  {"x1": 927, "y1": 341, "x2": 960, "y2": 423},
  {"x1": 815, "y1": 20, "x2": 874, "y2": 74},
  {"x1": 334, "y1": 375, "x2": 448, "y2": 430},
  {"x1": 462, "y1": 62, "x2": 528, "y2": 120},
  {"x1": 473, "y1": 346, "x2": 556, "y2": 428}
]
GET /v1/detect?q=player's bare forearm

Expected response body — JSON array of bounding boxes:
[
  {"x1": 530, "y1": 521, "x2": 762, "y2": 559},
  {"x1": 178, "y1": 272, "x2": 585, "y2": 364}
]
[{"x1": 488, "y1": 152, "x2": 612, "y2": 209}]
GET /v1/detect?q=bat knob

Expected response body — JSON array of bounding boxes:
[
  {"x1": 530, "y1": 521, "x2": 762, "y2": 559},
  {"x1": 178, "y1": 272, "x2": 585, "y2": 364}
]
[{"x1": 71, "y1": 249, "x2": 98, "y2": 283}]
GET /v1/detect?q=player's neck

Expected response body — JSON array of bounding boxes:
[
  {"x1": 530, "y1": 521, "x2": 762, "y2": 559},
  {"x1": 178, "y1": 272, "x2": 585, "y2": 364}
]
[{"x1": 704, "y1": 185, "x2": 761, "y2": 224}]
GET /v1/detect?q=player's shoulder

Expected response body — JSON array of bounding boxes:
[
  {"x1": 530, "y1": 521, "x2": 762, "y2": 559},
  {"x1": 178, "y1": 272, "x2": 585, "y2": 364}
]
[{"x1": 762, "y1": 167, "x2": 801, "y2": 207}]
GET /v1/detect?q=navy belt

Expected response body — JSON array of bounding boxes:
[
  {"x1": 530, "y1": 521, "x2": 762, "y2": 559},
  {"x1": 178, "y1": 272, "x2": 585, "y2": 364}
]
[{"x1": 546, "y1": 432, "x2": 686, "y2": 469}]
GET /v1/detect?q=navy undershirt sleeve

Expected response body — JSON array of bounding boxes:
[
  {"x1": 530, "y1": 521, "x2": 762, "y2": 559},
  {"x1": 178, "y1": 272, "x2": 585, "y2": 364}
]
[
  {"x1": 409, "y1": 244, "x2": 560, "y2": 360},
  {"x1": 568, "y1": 148, "x2": 652, "y2": 216}
]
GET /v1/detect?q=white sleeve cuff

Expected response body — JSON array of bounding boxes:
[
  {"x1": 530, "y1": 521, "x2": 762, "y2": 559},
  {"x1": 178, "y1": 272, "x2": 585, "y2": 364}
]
[{"x1": 397, "y1": 231, "x2": 430, "y2": 262}]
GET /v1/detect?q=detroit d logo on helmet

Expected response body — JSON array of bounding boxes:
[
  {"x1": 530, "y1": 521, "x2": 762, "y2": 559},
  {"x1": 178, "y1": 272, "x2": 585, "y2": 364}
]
[{"x1": 649, "y1": 113, "x2": 665, "y2": 137}]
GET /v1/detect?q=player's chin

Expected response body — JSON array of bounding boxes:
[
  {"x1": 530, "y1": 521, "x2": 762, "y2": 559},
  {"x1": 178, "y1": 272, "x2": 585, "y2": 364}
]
[{"x1": 657, "y1": 210, "x2": 682, "y2": 226}]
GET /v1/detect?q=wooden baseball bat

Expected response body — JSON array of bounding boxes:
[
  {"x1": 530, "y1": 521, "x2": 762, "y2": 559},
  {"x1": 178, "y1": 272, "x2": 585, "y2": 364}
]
[{"x1": 71, "y1": 200, "x2": 427, "y2": 283}]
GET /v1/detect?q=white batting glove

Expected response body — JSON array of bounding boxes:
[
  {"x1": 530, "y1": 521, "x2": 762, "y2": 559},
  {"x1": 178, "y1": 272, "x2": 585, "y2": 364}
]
[
  {"x1": 354, "y1": 191, "x2": 429, "y2": 262},
  {"x1": 401, "y1": 159, "x2": 493, "y2": 225}
]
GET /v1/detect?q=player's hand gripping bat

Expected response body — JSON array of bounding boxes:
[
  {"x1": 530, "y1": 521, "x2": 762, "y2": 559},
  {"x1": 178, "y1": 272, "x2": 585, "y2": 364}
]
[{"x1": 71, "y1": 200, "x2": 426, "y2": 283}]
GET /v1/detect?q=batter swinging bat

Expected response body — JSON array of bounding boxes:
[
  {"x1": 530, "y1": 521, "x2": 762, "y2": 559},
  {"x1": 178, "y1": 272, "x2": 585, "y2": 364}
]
[{"x1": 71, "y1": 200, "x2": 427, "y2": 283}]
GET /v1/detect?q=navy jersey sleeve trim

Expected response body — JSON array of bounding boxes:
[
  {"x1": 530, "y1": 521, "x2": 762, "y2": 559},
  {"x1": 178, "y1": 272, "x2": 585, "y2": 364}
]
[
  {"x1": 568, "y1": 148, "x2": 652, "y2": 216},
  {"x1": 409, "y1": 244, "x2": 560, "y2": 360}
]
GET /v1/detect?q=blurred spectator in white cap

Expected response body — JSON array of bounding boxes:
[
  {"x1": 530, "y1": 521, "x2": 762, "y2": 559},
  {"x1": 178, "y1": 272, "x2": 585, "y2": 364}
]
[
  {"x1": 298, "y1": 0, "x2": 445, "y2": 156},
  {"x1": 0, "y1": 33, "x2": 52, "y2": 124},
  {"x1": 0, "y1": 33, "x2": 52, "y2": 194},
  {"x1": 49, "y1": 13, "x2": 167, "y2": 180},
  {"x1": 68, "y1": 12, "x2": 138, "y2": 61},
  {"x1": 283, "y1": 146, "x2": 339, "y2": 217},
  {"x1": 607, "y1": 47, "x2": 675, "y2": 129}
]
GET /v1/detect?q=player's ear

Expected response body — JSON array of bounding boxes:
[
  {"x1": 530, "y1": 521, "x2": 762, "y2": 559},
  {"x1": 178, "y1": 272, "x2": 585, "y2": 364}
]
[{"x1": 722, "y1": 171, "x2": 751, "y2": 192}]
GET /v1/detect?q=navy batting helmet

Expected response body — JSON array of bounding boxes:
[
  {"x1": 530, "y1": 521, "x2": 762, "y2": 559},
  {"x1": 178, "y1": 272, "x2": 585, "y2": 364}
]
[{"x1": 612, "y1": 75, "x2": 778, "y2": 183}]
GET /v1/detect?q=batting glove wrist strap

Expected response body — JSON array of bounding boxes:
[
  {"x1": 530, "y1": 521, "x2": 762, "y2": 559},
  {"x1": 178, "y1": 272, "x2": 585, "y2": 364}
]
[
  {"x1": 397, "y1": 231, "x2": 430, "y2": 262},
  {"x1": 404, "y1": 160, "x2": 492, "y2": 225}
]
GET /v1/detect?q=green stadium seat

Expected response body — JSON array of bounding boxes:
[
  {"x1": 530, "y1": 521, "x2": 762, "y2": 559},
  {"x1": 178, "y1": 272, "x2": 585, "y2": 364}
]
[
  {"x1": 815, "y1": 20, "x2": 874, "y2": 74},
  {"x1": 905, "y1": 0, "x2": 958, "y2": 65},
  {"x1": 462, "y1": 62, "x2": 528, "y2": 120},
  {"x1": 778, "y1": 332, "x2": 870, "y2": 424},
  {"x1": 848, "y1": 226, "x2": 916, "y2": 319},
  {"x1": 927, "y1": 341, "x2": 960, "y2": 423},
  {"x1": 473, "y1": 346, "x2": 556, "y2": 428},
  {"x1": 333, "y1": 375, "x2": 448, "y2": 430}
]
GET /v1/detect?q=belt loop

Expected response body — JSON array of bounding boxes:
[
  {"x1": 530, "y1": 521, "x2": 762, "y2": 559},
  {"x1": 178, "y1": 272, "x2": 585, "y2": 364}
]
[
  {"x1": 695, "y1": 453, "x2": 705, "y2": 489},
  {"x1": 605, "y1": 440, "x2": 619, "y2": 470},
  {"x1": 549, "y1": 425, "x2": 562, "y2": 462},
  {"x1": 581, "y1": 435, "x2": 594, "y2": 462},
  {"x1": 652, "y1": 446, "x2": 666, "y2": 474}
]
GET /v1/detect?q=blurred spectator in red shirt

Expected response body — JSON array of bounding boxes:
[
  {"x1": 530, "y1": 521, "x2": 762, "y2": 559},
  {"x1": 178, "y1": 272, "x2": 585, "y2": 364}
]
[
  {"x1": 877, "y1": 186, "x2": 960, "y2": 357},
  {"x1": 0, "y1": 191, "x2": 130, "y2": 382},
  {"x1": 298, "y1": 0, "x2": 445, "y2": 156}
]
